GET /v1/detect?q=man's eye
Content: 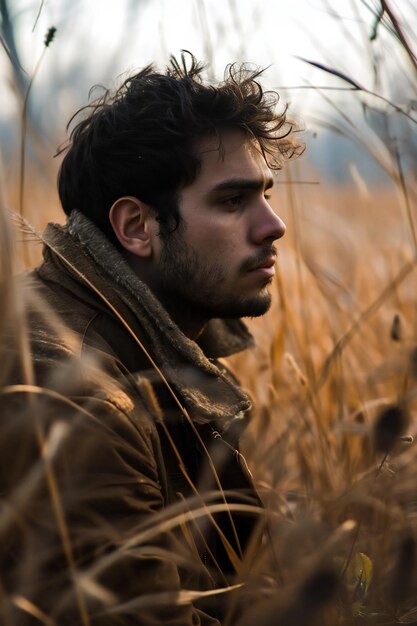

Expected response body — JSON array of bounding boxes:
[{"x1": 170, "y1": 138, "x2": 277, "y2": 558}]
[
  {"x1": 223, "y1": 195, "x2": 243, "y2": 207},
  {"x1": 264, "y1": 194, "x2": 271, "y2": 201}
]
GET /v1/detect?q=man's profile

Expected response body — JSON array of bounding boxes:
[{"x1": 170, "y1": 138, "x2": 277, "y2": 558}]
[{"x1": 0, "y1": 53, "x2": 301, "y2": 625}]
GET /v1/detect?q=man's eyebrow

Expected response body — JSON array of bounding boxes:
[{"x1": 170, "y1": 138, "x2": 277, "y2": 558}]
[{"x1": 208, "y1": 177, "x2": 274, "y2": 194}]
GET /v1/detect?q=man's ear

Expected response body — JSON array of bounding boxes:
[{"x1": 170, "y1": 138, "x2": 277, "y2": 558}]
[{"x1": 109, "y1": 196, "x2": 157, "y2": 258}]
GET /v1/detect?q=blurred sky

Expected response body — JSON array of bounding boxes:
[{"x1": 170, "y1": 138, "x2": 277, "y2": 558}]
[
  {"x1": 4, "y1": 0, "x2": 396, "y2": 113},
  {"x1": 10, "y1": 0, "x2": 377, "y2": 78},
  {"x1": 1, "y1": 0, "x2": 416, "y2": 183}
]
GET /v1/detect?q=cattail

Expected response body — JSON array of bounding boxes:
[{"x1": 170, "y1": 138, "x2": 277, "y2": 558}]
[
  {"x1": 390, "y1": 313, "x2": 402, "y2": 341},
  {"x1": 44, "y1": 27, "x2": 57, "y2": 48},
  {"x1": 373, "y1": 404, "x2": 408, "y2": 454}
]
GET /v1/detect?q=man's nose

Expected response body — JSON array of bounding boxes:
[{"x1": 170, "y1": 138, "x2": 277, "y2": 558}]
[{"x1": 251, "y1": 201, "x2": 286, "y2": 244}]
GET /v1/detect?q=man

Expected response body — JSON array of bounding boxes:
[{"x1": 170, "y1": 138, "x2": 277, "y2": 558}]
[{"x1": 1, "y1": 53, "x2": 300, "y2": 625}]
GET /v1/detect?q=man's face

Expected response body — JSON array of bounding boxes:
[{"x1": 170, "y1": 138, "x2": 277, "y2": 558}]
[{"x1": 151, "y1": 131, "x2": 286, "y2": 325}]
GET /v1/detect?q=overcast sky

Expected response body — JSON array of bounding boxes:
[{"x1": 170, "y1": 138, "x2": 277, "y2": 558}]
[
  {"x1": 6, "y1": 0, "x2": 413, "y2": 113},
  {"x1": 2, "y1": 0, "x2": 416, "y2": 183}
]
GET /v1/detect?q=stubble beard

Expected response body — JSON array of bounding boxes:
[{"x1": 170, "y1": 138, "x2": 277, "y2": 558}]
[{"x1": 157, "y1": 228, "x2": 273, "y2": 320}]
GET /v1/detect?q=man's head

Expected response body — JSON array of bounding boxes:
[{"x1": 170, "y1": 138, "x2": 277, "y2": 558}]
[{"x1": 58, "y1": 53, "x2": 302, "y2": 334}]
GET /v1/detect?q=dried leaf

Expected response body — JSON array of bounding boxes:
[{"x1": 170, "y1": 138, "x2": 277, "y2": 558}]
[{"x1": 355, "y1": 552, "x2": 373, "y2": 597}]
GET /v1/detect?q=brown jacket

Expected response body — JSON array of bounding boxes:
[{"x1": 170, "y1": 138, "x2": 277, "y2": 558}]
[{"x1": 0, "y1": 212, "x2": 262, "y2": 625}]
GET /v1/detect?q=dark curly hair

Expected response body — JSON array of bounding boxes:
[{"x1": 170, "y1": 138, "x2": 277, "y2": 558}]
[{"x1": 57, "y1": 52, "x2": 302, "y2": 245}]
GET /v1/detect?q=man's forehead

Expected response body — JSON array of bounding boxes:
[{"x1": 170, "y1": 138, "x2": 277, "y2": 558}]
[
  {"x1": 195, "y1": 129, "x2": 261, "y2": 157},
  {"x1": 194, "y1": 130, "x2": 273, "y2": 188}
]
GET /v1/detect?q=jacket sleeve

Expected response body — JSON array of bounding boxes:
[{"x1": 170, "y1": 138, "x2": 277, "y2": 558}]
[{"x1": 0, "y1": 339, "x2": 221, "y2": 626}]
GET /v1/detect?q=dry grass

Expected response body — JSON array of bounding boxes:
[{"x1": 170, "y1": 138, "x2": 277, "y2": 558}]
[
  {"x1": 4, "y1": 176, "x2": 417, "y2": 624},
  {"x1": 227, "y1": 178, "x2": 417, "y2": 622}
]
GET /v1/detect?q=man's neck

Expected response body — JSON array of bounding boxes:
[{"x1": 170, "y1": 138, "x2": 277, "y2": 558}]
[
  {"x1": 151, "y1": 290, "x2": 208, "y2": 341},
  {"x1": 128, "y1": 254, "x2": 208, "y2": 340}
]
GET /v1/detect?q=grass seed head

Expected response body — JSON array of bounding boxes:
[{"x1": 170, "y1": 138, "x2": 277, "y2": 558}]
[
  {"x1": 390, "y1": 313, "x2": 402, "y2": 342},
  {"x1": 373, "y1": 404, "x2": 408, "y2": 454}
]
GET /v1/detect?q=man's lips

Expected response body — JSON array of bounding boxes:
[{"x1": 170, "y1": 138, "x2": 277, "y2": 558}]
[
  {"x1": 247, "y1": 256, "x2": 276, "y2": 276},
  {"x1": 240, "y1": 248, "x2": 278, "y2": 276}
]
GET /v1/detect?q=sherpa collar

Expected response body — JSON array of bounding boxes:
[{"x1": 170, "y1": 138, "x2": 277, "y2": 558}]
[{"x1": 42, "y1": 211, "x2": 254, "y2": 425}]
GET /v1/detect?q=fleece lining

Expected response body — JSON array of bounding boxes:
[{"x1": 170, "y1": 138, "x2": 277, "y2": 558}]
[{"x1": 39, "y1": 211, "x2": 254, "y2": 425}]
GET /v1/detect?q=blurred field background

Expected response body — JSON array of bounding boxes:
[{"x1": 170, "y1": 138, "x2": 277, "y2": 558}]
[{"x1": 2, "y1": 0, "x2": 417, "y2": 623}]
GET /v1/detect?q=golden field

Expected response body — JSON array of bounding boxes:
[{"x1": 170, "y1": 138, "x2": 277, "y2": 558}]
[{"x1": 3, "y1": 163, "x2": 417, "y2": 622}]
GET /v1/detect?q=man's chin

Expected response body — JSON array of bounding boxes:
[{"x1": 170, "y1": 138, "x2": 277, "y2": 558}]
[
  {"x1": 240, "y1": 294, "x2": 272, "y2": 318},
  {"x1": 214, "y1": 292, "x2": 272, "y2": 319}
]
